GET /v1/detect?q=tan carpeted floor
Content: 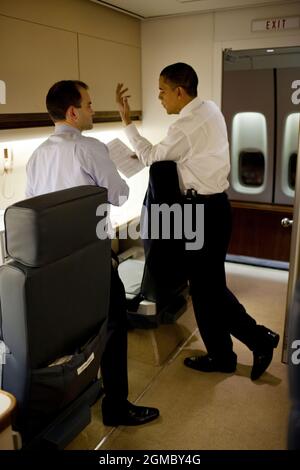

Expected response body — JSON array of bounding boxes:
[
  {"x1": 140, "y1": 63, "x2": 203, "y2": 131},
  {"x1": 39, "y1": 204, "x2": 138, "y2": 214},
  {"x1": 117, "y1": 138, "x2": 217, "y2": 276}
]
[{"x1": 67, "y1": 262, "x2": 289, "y2": 450}]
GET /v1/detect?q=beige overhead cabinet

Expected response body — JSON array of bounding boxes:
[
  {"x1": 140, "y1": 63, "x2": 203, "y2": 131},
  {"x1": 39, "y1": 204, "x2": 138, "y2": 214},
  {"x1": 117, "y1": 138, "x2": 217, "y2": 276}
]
[
  {"x1": 0, "y1": 1, "x2": 142, "y2": 128},
  {"x1": 0, "y1": 15, "x2": 78, "y2": 114},
  {"x1": 78, "y1": 34, "x2": 141, "y2": 115}
]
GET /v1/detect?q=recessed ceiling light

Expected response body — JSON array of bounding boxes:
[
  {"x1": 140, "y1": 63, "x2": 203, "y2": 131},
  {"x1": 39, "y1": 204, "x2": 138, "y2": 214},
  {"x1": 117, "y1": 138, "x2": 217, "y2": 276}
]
[{"x1": 266, "y1": 49, "x2": 274, "y2": 53}]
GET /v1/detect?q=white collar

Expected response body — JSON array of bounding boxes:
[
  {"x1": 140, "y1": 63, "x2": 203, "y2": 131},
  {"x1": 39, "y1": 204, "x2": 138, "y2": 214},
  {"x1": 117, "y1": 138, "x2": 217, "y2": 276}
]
[
  {"x1": 54, "y1": 124, "x2": 81, "y2": 135},
  {"x1": 179, "y1": 96, "x2": 203, "y2": 117}
]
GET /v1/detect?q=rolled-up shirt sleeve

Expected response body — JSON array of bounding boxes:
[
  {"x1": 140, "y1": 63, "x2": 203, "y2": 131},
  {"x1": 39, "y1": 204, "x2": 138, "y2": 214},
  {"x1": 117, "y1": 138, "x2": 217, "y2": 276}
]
[
  {"x1": 79, "y1": 138, "x2": 129, "y2": 206},
  {"x1": 124, "y1": 123, "x2": 189, "y2": 166},
  {"x1": 25, "y1": 160, "x2": 34, "y2": 198}
]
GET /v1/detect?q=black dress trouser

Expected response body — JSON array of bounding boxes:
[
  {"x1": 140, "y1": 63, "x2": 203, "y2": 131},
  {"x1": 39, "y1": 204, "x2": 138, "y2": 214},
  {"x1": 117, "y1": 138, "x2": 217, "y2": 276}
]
[
  {"x1": 100, "y1": 263, "x2": 129, "y2": 404},
  {"x1": 185, "y1": 192, "x2": 258, "y2": 362}
]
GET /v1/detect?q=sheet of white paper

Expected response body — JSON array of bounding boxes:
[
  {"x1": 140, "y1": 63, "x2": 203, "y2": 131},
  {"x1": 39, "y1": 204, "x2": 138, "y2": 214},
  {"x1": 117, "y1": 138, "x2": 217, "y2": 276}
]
[{"x1": 107, "y1": 138, "x2": 144, "y2": 178}]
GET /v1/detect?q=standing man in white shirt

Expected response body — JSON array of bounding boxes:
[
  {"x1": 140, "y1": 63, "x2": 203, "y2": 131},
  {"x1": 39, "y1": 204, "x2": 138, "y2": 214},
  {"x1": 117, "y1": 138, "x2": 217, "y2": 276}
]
[
  {"x1": 116, "y1": 62, "x2": 279, "y2": 381},
  {"x1": 26, "y1": 80, "x2": 159, "y2": 426}
]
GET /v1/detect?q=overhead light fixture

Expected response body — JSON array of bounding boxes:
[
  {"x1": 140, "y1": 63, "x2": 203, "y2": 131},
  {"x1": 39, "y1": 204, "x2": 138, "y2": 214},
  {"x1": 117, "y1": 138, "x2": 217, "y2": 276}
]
[
  {"x1": 266, "y1": 49, "x2": 275, "y2": 53},
  {"x1": 89, "y1": 0, "x2": 144, "y2": 19}
]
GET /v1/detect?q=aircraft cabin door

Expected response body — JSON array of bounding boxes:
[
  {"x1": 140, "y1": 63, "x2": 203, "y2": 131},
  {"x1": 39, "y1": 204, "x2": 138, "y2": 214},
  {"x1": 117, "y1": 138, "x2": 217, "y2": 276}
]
[
  {"x1": 283, "y1": 125, "x2": 300, "y2": 363},
  {"x1": 222, "y1": 69, "x2": 275, "y2": 203}
]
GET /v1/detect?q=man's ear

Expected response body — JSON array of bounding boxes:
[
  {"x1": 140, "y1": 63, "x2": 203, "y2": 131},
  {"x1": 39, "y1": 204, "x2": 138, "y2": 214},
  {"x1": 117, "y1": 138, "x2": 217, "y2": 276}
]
[
  {"x1": 177, "y1": 86, "x2": 185, "y2": 99},
  {"x1": 66, "y1": 105, "x2": 79, "y2": 122}
]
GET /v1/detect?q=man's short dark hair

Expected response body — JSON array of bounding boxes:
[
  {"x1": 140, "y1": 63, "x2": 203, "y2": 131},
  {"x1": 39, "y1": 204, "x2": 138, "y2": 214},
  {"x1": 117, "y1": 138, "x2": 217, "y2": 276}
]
[
  {"x1": 46, "y1": 80, "x2": 88, "y2": 121},
  {"x1": 160, "y1": 63, "x2": 198, "y2": 98}
]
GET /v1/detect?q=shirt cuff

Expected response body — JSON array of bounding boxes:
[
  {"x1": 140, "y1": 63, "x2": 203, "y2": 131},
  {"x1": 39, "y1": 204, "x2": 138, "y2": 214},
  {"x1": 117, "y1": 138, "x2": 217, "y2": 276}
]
[{"x1": 124, "y1": 122, "x2": 140, "y2": 140}]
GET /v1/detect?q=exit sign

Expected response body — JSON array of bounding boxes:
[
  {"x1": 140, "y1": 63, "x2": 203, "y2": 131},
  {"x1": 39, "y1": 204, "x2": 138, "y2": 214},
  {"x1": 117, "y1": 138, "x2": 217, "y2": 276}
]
[{"x1": 252, "y1": 16, "x2": 300, "y2": 32}]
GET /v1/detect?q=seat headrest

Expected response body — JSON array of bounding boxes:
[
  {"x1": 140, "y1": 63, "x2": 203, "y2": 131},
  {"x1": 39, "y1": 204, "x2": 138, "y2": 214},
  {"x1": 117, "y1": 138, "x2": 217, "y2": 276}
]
[{"x1": 5, "y1": 186, "x2": 108, "y2": 267}]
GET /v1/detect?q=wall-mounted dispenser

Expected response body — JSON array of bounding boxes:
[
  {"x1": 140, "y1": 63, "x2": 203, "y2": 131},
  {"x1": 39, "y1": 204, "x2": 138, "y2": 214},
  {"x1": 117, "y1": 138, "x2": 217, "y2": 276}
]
[
  {"x1": 3, "y1": 148, "x2": 13, "y2": 173},
  {"x1": 1, "y1": 147, "x2": 14, "y2": 200}
]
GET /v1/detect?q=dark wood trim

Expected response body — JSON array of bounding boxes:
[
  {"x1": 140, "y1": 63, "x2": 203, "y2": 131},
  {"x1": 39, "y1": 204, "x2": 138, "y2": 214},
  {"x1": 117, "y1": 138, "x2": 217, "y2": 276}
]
[
  {"x1": 0, "y1": 110, "x2": 142, "y2": 129},
  {"x1": 230, "y1": 200, "x2": 293, "y2": 214}
]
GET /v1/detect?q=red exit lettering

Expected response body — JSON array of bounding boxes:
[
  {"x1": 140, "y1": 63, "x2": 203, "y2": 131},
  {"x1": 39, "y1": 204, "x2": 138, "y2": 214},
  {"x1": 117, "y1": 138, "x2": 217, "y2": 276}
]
[{"x1": 266, "y1": 18, "x2": 286, "y2": 30}]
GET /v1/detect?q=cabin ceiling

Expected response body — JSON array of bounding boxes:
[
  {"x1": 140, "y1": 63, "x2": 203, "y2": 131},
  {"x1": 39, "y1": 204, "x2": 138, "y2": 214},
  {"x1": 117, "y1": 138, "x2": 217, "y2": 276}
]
[{"x1": 90, "y1": 0, "x2": 297, "y2": 19}]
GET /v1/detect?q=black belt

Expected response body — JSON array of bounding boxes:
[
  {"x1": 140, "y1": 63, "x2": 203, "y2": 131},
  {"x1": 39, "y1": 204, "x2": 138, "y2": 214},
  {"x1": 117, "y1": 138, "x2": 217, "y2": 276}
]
[{"x1": 183, "y1": 189, "x2": 226, "y2": 201}]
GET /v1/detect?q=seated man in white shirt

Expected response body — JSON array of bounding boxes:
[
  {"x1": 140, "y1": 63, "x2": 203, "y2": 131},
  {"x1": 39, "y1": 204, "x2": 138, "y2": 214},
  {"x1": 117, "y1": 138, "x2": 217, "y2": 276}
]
[
  {"x1": 26, "y1": 80, "x2": 159, "y2": 426},
  {"x1": 116, "y1": 62, "x2": 279, "y2": 381}
]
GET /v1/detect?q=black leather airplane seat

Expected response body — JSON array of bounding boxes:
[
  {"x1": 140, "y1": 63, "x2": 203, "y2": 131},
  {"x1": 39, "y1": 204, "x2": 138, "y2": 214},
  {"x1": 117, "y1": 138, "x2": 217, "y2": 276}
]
[{"x1": 0, "y1": 186, "x2": 111, "y2": 448}]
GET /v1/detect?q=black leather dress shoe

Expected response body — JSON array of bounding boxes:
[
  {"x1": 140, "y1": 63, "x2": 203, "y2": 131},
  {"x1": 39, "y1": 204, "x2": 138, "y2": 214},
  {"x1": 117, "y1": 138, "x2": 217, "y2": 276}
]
[
  {"x1": 102, "y1": 399, "x2": 159, "y2": 426},
  {"x1": 251, "y1": 328, "x2": 280, "y2": 381},
  {"x1": 184, "y1": 353, "x2": 237, "y2": 373}
]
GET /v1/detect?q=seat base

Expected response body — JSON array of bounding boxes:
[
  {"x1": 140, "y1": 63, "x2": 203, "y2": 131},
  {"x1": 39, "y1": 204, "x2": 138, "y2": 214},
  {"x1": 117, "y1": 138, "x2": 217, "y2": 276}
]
[
  {"x1": 22, "y1": 379, "x2": 103, "y2": 449},
  {"x1": 118, "y1": 250, "x2": 188, "y2": 329},
  {"x1": 127, "y1": 291, "x2": 188, "y2": 329}
]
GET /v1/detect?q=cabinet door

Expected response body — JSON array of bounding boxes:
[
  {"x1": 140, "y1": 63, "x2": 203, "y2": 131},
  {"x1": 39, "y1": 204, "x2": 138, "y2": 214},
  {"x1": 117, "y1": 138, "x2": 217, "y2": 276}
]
[
  {"x1": 78, "y1": 34, "x2": 141, "y2": 111},
  {"x1": 228, "y1": 205, "x2": 292, "y2": 261},
  {"x1": 0, "y1": 15, "x2": 78, "y2": 113}
]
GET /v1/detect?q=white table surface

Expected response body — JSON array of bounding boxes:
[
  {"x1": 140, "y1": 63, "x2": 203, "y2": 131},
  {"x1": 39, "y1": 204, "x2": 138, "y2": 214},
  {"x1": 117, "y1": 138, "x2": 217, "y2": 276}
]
[{"x1": 0, "y1": 393, "x2": 13, "y2": 416}]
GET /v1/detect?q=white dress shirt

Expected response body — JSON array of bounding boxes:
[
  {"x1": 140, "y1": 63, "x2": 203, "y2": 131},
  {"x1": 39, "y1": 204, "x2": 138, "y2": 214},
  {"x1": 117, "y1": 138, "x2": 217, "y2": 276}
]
[
  {"x1": 125, "y1": 98, "x2": 230, "y2": 195},
  {"x1": 26, "y1": 125, "x2": 129, "y2": 206}
]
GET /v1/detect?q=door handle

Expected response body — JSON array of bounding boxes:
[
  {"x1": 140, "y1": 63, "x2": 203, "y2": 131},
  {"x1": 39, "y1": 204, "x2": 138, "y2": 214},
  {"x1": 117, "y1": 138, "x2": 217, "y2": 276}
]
[{"x1": 281, "y1": 218, "x2": 293, "y2": 228}]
